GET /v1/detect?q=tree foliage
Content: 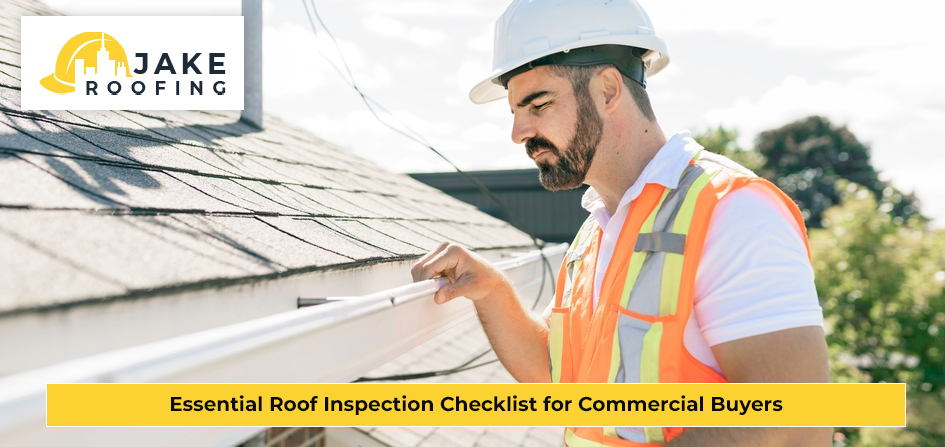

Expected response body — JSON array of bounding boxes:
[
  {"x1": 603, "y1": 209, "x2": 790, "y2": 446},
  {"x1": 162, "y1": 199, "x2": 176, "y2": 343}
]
[
  {"x1": 810, "y1": 183, "x2": 945, "y2": 446},
  {"x1": 754, "y1": 116, "x2": 919, "y2": 229},
  {"x1": 696, "y1": 117, "x2": 920, "y2": 229},
  {"x1": 697, "y1": 119, "x2": 943, "y2": 446},
  {"x1": 691, "y1": 125, "x2": 765, "y2": 172}
]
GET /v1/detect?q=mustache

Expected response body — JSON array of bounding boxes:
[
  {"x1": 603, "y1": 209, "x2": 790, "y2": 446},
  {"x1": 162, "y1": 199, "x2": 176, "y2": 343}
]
[{"x1": 525, "y1": 136, "x2": 559, "y2": 159}]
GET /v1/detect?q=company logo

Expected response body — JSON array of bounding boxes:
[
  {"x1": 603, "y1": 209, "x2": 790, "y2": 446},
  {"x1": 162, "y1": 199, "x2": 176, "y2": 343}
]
[
  {"x1": 22, "y1": 16, "x2": 243, "y2": 111},
  {"x1": 40, "y1": 32, "x2": 132, "y2": 94}
]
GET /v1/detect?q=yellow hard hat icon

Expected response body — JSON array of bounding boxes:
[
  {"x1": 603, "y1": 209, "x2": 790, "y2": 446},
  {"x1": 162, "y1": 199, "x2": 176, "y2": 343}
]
[{"x1": 40, "y1": 32, "x2": 132, "y2": 94}]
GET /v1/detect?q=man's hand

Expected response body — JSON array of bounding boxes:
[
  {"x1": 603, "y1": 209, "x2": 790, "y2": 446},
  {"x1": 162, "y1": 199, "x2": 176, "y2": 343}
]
[
  {"x1": 410, "y1": 242, "x2": 510, "y2": 305},
  {"x1": 410, "y1": 242, "x2": 552, "y2": 382}
]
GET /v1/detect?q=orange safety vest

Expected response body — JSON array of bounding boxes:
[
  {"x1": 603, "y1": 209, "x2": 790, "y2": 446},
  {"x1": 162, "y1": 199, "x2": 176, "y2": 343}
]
[{"x1": 548, "y1": 150, "x2": 810, "y2": 446}]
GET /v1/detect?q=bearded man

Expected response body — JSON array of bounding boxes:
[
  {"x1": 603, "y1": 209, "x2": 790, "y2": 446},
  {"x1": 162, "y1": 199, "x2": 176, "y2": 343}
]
[{"x1": 411, "y1": 1, "x2": 831, "y2": 445}]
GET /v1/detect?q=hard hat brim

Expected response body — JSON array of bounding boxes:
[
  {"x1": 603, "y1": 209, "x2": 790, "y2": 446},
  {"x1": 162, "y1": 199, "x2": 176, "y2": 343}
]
[
  {"x1": 40, "y1": 73, "x2": 75, "y2": 94},
  {"x1": 469, "y1": 35, "x2": 669, "y2": 105}
]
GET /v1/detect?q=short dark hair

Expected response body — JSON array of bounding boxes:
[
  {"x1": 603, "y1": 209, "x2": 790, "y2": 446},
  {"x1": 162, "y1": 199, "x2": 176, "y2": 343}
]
[{"x1": 548, "y1": 64, "x2": 656, "y2": 122}]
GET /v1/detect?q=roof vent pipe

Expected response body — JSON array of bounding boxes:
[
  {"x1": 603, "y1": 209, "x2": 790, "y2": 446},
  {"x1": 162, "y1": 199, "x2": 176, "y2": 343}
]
[{"x1": 241, "y1": 0, "x2": 263, "y2": 129}]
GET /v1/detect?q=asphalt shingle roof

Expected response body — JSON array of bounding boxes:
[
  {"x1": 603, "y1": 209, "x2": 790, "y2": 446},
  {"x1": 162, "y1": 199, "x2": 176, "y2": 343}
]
[
  {"x1": 0, "y1": 0, "x2": 534, "y2": 316},
  {"x1": 1, "y1": 2, "x2": 556, "y2": 444},
  {"x1": 359, "y1": 316, "x2": 564, "y2": 447}
]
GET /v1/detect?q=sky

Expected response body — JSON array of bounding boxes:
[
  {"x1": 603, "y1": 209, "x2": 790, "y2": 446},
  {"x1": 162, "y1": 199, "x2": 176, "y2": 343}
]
[{"x1": 37, "y1": 0, "x2": 945, "y2": 223}]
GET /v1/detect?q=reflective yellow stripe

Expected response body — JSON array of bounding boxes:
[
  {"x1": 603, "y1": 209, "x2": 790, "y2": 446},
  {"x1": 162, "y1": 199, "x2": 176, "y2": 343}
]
[
  {"x1": 619, "y1": 189, "x2": 669, "y2": 309},
  {"x1": 569, "y1": 215, "x2": 597, "y2": 252},
  {"x1": 565, "y1": 428, "x2": 604, "y2": 447},
  {"x1": 644, "y1": 426, "x2": 665, "y2": 444},
  {"x1": 562, "y1": 259, "x2": 581, "y2": 308},
  {"x1": 658, "y1": 172, "x2": 712, "y2": 315},
  {"x1": 550, "y1": 312, "x2": 564, "y2": 384},
  {"x1": 658, "y1": 252, "x2": 683, "y2": 316},
  {"x1": 642, "y1": 317, "x2": 667, "y2": 447},
  {"x1": 671, "y1": 172, "x2": 712, "y2": 235},
  {"x1": 562, "y1": 216, "x2": 595, "y2": 308},
  {"x1": 607, "y1": 323, "x2": 621, "y2": 383},
  {"x1": 640, "y1": 322, "x2": 662, "y2": 384}
]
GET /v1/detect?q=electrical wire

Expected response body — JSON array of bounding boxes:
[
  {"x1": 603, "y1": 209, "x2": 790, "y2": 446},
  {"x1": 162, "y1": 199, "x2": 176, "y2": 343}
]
[
  {"x1": 354, "y1": 240, "x2": 551, "y2": 383},
  {"x1": 299, "y1": 0, "x2": 558, "y2": 381},
  {"x1": 353, "y1": 350, "x2": 500, "y2": 382},
  {"x1": 299, "y1": 0, "x2": 541, "y2": 244}
]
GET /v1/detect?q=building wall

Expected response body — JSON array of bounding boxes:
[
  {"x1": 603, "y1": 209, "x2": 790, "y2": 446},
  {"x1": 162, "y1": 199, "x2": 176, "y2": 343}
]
[{"x1": 409, "y1": 169, "x2": 589, "y2": 243}]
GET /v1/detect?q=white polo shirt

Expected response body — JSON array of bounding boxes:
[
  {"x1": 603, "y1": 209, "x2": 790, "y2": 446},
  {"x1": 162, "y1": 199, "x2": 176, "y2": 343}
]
[{"x1": 581, "y1": 131, "x2": 824, "y2": 374}]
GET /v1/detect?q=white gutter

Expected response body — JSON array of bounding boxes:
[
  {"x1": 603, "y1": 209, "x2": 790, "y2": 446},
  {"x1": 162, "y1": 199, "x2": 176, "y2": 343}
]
[{"x1": 0, "y1": 244, "x2": 566, "y2": 447}]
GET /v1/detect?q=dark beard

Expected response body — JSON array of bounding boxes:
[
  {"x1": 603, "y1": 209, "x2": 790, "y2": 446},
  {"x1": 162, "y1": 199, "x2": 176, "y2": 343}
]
[{"x1": 526, "y1": 88, "x2": 604, "y2": 191}]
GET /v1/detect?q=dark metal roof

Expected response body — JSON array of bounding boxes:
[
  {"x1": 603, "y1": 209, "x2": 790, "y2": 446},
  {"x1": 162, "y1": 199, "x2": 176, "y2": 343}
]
[
  {"x1": 410, "y1": 168, "x2": 548, "y2": 192},
  {"x1": 410, "y1": 169, "x2": 589, "y2": 243},
  {"x1": 0, "y1": 0, "x2": 533, "y2": 317}
]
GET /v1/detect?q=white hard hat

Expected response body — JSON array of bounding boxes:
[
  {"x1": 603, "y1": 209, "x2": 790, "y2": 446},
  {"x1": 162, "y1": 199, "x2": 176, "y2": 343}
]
[{"x1": 469, "y1": 0, "x2": 670, "y2": 104}]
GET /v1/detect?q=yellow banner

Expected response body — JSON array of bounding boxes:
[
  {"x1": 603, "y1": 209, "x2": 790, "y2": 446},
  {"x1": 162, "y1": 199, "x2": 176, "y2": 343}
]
[{"x1": 47, "y1": 383, "x2": 905, "y2": 427}]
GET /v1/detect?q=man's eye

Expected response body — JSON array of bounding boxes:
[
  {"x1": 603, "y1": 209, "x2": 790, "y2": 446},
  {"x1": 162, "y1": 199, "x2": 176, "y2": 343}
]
[{"x1": 533, "y1": 102, "x2": 550, "y2": 110}]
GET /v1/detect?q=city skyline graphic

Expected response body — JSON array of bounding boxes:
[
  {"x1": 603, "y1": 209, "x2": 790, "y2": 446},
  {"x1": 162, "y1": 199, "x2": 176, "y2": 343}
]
[{"x1": 40, "y1": 31, "x2": 132, "y2": 94}]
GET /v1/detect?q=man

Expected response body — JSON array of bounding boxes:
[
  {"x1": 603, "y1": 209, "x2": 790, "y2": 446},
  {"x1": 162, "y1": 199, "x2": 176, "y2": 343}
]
[{"x1": 411, "y1": 0, "x2": 831, "y2": 445}]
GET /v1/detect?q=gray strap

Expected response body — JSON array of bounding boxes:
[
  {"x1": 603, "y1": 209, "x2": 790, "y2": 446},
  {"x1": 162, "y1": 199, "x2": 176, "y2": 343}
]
[
  {"x1": 625, "y1": 250, "x2": 667, "y2": 315},
  {"x1": 634, "y1": 232, "x2": 686, "y2": 255},
  {"x1": 652, "y1": 164, "x2": 706, "y2": 232}
]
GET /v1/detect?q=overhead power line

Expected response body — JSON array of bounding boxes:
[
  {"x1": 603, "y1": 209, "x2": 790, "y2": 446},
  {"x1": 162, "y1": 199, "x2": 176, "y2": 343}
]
[{"x1": 299, "y1": 0, "x2": 557, "y2": 381}]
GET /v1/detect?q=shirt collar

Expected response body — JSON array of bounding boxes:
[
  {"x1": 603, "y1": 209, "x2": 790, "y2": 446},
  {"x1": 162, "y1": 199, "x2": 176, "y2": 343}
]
[{"x1": 581, "y1": 130, "x2": 703, "y2": 229}]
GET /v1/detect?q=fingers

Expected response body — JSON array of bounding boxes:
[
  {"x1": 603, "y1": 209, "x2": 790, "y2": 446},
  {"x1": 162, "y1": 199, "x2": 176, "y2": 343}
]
[
  {"x1": 410, "y1": 242, "x2": 504, "y2": 305},
  {"x1": 420, "y1": 244, "x2": 466, "y2": 282},
  {"x1": 433, "y1": 270, "x2": 478, "y2": 304},
  {"x1": 434, "y1": 284, "x2": 458, "y2": 305},
  {"x1": 411, "y1": 241, "x2": 450, "y2": 282}
]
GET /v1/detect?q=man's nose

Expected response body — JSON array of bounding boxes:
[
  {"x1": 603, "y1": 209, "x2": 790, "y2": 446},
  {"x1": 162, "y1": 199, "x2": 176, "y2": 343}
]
[{"x1": 511, "y1": 113, "x2": 536, "y2": 145}]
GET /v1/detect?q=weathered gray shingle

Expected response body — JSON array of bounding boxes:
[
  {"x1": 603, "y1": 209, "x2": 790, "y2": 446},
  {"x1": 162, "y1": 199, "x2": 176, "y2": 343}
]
[
  {"x1": 359, "y1": 316, "x2": 565, "y2": 447},
  {"x1": 0, "y1": 0, "x2": 534, "y2": 316}
]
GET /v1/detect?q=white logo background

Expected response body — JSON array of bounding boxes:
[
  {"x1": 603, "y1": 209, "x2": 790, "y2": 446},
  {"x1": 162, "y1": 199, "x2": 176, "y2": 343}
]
[{"x1": 21, "y1": 16, "x2": 243, "y2": 111}]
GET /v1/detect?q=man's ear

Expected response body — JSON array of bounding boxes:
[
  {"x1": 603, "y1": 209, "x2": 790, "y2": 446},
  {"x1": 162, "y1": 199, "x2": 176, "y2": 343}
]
[{"x1": 597, "y1": 66, "x2": 624, "y2": 113}]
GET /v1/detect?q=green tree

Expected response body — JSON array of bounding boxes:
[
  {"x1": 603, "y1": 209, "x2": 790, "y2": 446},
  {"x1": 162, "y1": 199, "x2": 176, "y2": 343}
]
[
  {"x1": 693, "y1": 125, "x2": 765, "y2": 172},
  {"x1": 754, "y1": 116, "x2": 919, "y2": 229},
  {"x1": 697, "y1": 117, "x2": 920, "y2": 229},
  {"x1": 699, "y1": 121, "x2": 942, "y2": 445},
  {"x1": 810, "y1": 183, "x2": 945, "y2": 446}
]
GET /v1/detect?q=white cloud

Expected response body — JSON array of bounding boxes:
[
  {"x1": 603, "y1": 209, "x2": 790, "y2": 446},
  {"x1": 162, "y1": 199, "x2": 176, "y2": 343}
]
[
  {"x1": 640, "y1": 0, "x2": 943, "y2": 51},
  {"x1": 361, "y1": 15, "x2": 408, "y2": 38},
  {"x1": 263, "y1": 23, "x2": 330, "y2": 97},
  {"x1": 466, "y1": 24, "x2": 493, "y2": 53},
  {"x1": 355, "y1": 0, "x2": 506, "y2": 18},
  {"x1": 388, "y1": 109, "x2": 456, "y2": 138},
  {"x1": 355, "y1": 64, "x2": 394, "y2": 89},
  {"x1": 647, "y1": 59, "x2": 682, "y2": 83},
  {"x1": 320, "y1": 38, "x2": 369, "y2": 71},
  {"x1": 361, "y1": 15, "x2": 448, "y2": 47},
  {"x1": 263, "y1": 22, "x2": 386, "y2": 95},
  {"x1": 291, "y1": 109, "x2": 464, "y2": 170},
  {"x1": 460, "y1": 122, "x2": 507, "y2": 144},
  {"x1": 446, "y1": 58, "x2": 492, "y2": 98},
  {"x1": 882, "y1": 159, "x2": 945, "y2": 228},
  {"x1": 705, "y1": 76, "x2": 891, "y2": 135},
  {"x1": 702, "y1": 72, "x2": 945, "y2": 221},
  {"x1": 407, "y1": 27, "x2": 448, "y2": 46}
]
